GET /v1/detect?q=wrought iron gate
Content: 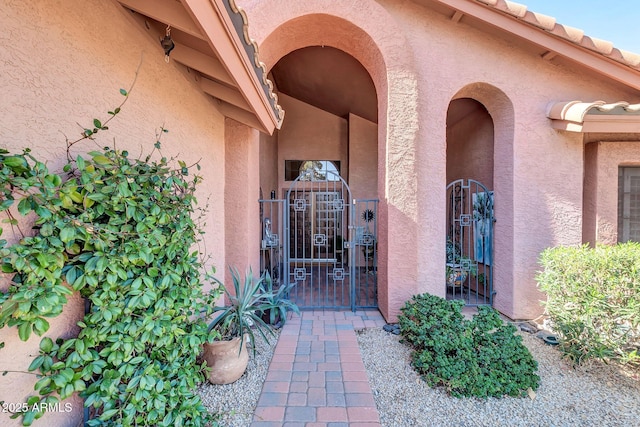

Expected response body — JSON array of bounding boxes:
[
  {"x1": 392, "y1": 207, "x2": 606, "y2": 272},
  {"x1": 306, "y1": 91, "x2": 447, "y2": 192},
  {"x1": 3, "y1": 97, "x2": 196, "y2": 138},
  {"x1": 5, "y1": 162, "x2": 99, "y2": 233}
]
[
  {"x1": 259, "y1": 171, "x2": 378, "y2": 310},
  {"x1": 446, "y1": 179, "x2": 495, "y2": 306}
]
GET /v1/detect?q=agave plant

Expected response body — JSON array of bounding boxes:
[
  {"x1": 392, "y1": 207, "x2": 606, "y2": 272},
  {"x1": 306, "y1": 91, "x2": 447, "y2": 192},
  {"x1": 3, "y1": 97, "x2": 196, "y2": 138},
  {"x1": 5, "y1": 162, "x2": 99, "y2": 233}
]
[
  {"x1": 207, "y1": 268, "x2": 277, "y2": 355},
  {"x1": 259, "y1": 272, "x2": 299, "y2": 329}
]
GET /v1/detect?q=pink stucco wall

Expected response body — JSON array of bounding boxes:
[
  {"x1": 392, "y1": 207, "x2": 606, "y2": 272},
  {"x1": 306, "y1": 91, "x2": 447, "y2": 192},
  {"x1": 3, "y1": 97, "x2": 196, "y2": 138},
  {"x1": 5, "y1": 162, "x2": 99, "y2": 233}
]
[
  {"x1": 388, "y1": 0, "x2": 634, "y2": 319},
  {"x1": 0, "y1": 0, "x2": 226, "y2": 424},
  {"x1": 238, "y1": 0, "x2": 640, "y2": 321},
  {"x1": 260, "y1": 132, "x2": 279, "y2": 201},
  {"x1": 584, "y1": 140, "x2": 640, "y2": 245},
  {"x1": 0, "y1": 4, "x2": 639, "y2": 424},
  {"x1": 348, "y1": 113, "x2": 378, "y2": 201},
  {"x1": 349, "y1": 113, "x2": 379, "y2": 267},
  {"x1": 224, "y1": 119, "x2": 262, "y2": 288},
  {"x1": 4, "y1": 5, "x2": 640, "y2": 397}
]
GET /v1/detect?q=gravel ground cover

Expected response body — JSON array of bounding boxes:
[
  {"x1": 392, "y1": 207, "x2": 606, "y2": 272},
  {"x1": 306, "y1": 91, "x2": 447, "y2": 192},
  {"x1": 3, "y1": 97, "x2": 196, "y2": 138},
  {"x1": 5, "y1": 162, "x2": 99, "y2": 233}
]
[
  {"x1": 357, "y1": 328, "x2": 640, "y2": 427},
  {"x1": 198, "y1": 330, "x2": 280, "y2": 427},
  {"x1": 196, "y1": 324, "x2": 640, "y2": 427}
]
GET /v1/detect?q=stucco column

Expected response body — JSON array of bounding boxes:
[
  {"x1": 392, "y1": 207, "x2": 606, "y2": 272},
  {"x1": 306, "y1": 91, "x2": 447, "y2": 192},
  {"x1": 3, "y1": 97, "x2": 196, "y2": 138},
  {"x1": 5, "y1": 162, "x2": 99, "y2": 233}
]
[
  {"x1": 378, "y1": 79, "x2": 420, "y2": 322},
  {"x1": 224, "y1": 119, "x2": 261, "y2": 286}
]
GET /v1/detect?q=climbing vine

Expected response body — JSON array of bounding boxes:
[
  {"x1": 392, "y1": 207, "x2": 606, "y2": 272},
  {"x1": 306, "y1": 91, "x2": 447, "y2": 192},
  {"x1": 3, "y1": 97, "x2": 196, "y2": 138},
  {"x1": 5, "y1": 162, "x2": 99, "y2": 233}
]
[{"x1": 0, "y1": 83, "x2": 221, "y2": 426}]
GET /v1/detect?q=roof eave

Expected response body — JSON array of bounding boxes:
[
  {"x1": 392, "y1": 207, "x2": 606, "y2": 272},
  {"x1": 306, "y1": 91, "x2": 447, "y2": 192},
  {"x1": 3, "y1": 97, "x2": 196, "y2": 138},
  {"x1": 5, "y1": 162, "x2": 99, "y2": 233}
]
[
  {"x1": 582, "y1": 116, "x2": 640, "y2": 133},
  {"x1": 182, "y1": 0, "x2": 284, "y2": 135},
  {"x1": 549, "y1": 121, "x2": 584, "y2": 133},
  {"x1": 434, "y1": 0, "x2": 640, "y2": 91},
  {"x1": 550, "y1": 119, "x2": 640, "y2": 134}
]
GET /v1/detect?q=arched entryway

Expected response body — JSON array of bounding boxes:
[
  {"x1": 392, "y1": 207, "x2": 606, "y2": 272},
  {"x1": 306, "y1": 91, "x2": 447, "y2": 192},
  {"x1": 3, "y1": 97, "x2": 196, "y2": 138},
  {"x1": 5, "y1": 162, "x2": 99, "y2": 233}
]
[
  {"x1": 242, "y1": 0, "x2": 419, "y2": 320},
  {"x1": 446, "y1": 84, "x2": 516, "y2": 316},
  {"x1": 258, "y1": 45, "x2": 379, "y2": 309},
  {"x1": 446, "y1": 98, "x2": 495, "y2": 305}
]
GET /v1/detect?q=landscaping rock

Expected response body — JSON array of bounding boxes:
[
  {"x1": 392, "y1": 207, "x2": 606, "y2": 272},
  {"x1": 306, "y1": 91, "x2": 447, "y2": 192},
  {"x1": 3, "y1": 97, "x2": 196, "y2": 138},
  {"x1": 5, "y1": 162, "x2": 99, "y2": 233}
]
[
  {"x1": 518, "y1": 321, "x2": 538, "y2": 334},
  {"x1": 383, "y1": 324, "x2": 401, "y2": 335}
]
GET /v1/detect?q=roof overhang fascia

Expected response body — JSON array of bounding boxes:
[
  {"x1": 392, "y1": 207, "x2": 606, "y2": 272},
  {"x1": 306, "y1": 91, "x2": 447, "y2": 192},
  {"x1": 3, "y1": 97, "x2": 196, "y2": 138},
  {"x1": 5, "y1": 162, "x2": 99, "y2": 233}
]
[
  {"x1": 547, "y1": 101, "x2": 640, "y2": 133},
  {"x1": 434, "y1": 0, "x2": 640, "y2": 91},
  {"x1": 181, "y1": 0, "x2": 283, "y2": 134}
]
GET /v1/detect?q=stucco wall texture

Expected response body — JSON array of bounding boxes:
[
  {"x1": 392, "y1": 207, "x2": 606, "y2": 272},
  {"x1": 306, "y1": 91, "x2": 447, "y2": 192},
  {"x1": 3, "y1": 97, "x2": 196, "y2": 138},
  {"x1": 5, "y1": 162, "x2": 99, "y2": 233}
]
[
  {"x1": 224, "y1": 119, "x2": 261, "y2": 287},
  {"x1": 348, "y1": 113, "x2": 378, "y2": 202},
  {"x1": 3, "y1": 0, "x2": 640, "y2": 422},
  {"x1": 237, "y1": 0, "x2": 640, "y2": 321},
  {"x1": 586, "y1": 140, "x2": 640, "y2": 245},
  {"x1": 0, "y1": 0, "x2": 226, "y2": 425}
]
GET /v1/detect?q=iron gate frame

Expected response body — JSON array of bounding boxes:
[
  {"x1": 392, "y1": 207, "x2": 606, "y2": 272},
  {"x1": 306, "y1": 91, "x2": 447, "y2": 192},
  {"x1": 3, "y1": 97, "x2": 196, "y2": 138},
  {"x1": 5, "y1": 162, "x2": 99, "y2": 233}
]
[
  {"x1": 446, "y1": 178, "x2": 495, "y2": 306},
  {"x1": 259, "y1": 170, "x2": 378, "y2": 311}
]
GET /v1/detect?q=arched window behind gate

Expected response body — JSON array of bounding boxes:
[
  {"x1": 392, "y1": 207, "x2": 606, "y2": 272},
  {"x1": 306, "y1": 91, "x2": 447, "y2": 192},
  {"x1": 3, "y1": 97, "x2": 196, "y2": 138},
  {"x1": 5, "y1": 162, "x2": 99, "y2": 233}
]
[{"x1": 284, "y1": 160, "x2": 341, "y2": 181}]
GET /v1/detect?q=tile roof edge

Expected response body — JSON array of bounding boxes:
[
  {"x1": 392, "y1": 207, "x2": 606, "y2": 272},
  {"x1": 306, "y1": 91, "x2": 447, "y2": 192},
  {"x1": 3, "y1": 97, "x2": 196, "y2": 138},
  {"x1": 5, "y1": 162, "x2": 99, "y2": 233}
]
[
  {"x1": 227, "y1": 0, "x2": 285, "y2": 127},
  {"x1": 547, "y1": 101, "x2": 640, "y2": 123},
  {"x1": 476, "y1": 0, "x2": 640, "y2": 71}
]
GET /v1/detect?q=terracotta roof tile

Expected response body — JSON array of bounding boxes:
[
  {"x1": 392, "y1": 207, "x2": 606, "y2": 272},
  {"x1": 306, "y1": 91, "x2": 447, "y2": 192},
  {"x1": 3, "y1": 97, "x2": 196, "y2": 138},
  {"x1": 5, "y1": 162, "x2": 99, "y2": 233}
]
[
  {"x1": 524, "y1": 11, "x2": 555, "y2": 32},
  {"x1": 474, "y1": 0, "x2": 640, "y2": 71},
  {"x1": 502, "y1": 1, "x2": 527, "y2": 18},
  {"x1": 547, "y1": 101, "x2": 640, "y2": 132},
  {"x1": 551, "y1": 25, "x2": 584, "y2": 44}
]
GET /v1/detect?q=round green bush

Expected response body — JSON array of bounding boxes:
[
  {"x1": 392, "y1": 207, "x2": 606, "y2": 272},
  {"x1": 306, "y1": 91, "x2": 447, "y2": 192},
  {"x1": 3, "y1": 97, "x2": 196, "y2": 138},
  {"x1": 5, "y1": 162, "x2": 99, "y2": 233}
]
[{"x1": 399, "y1": 293, "x2": 539, "y2": 398}]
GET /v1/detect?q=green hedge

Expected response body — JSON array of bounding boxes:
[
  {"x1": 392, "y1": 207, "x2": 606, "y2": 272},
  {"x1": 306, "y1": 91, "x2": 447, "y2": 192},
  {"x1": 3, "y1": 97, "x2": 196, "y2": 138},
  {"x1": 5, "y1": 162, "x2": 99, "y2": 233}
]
[
  {"x1": 537, "y1": 243, "x2": 640, "y2": 366},
  {"x1": 398, "y1": 293, "x2": 539, "y2": 398}
]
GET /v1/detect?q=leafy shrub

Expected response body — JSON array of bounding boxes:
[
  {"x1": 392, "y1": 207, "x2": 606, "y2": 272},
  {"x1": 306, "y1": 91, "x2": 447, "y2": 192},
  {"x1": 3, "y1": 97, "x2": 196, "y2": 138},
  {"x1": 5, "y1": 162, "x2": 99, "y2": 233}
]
[
  {"x1": 398, "y1": 293, "x2": 539, "y2": 398},
  {"x1": 0, "y1": 87, "x2": 221, "y2": 426},
  {"x1": 537, "y1": 243, "x2": 640, "y2": 366}
]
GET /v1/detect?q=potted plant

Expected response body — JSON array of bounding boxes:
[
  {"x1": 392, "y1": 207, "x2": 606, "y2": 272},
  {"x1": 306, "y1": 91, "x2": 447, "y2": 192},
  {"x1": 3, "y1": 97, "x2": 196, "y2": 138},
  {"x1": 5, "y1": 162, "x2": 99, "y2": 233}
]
[
  {"x1": 259, "y1": 272, "x2": 300, "y2": 329},
  {"x1": 202, "y1": 268, "x2": 276, "y2": 384},
  {"x1": 445, "y1": 238, "x2": 477, "y2": 287}
]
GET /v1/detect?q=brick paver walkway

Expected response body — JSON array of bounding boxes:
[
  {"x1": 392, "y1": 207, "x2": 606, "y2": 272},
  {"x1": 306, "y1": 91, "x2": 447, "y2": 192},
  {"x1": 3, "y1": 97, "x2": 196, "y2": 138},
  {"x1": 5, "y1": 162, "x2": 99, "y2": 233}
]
[{"x1": 251, "y1": 310, "x2": 387, "y2": 427}]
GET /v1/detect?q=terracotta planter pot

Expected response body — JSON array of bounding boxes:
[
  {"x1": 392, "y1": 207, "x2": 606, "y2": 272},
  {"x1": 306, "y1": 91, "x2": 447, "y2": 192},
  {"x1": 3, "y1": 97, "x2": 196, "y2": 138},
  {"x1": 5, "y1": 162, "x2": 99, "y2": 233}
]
[{"x1": 202, "y1": 336, "x2": 248, "y2": 385}]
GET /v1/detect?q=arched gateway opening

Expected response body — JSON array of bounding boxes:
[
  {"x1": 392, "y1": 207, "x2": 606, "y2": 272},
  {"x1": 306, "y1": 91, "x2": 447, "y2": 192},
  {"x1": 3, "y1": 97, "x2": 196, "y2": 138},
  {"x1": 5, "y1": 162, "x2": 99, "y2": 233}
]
[
  {"x1": 259, "y1": 46, "x2": 379, "y2": 310},
  {"x1": 445, "y1": 98, "x2": 495, "y2": 306}
]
